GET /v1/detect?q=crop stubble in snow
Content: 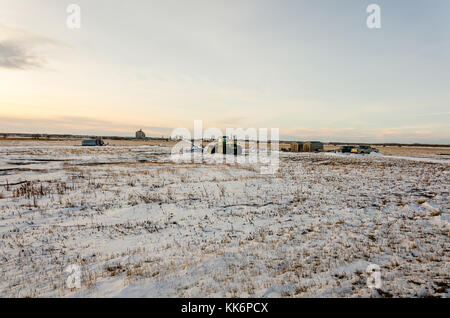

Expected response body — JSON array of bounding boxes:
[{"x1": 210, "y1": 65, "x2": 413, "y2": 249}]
[{"x1": 0, "y1": 145, "x2": 448, "y2": 297}]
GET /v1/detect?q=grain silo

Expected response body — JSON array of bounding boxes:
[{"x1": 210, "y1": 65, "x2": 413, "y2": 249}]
[{"x1": 135, "y1": 129, "x2": 146, "y2": 139}]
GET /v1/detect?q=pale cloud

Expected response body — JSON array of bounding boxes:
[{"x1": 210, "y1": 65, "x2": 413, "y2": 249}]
[
  {"x1": 415, "y1": 112, "x2": 450, "y2": 117},
  {"x1": 0, "y1": 41, "x2": 43, "y2": 69},
  {"x1": 0, "y1": 24, "x2": 62, "y2": 70}
]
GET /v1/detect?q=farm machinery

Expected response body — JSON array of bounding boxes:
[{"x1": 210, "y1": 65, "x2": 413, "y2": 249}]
[{"x1": 206, "y1": 136, "x2": 242, "y2": 155}]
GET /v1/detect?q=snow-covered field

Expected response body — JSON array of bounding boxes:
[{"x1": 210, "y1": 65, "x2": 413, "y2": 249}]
[{"x1": 0, "y1": 145, "x2": 448, "y2": 297}]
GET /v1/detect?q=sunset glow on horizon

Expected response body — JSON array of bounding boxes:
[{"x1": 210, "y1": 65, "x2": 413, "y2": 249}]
[{"x1": 1, "y1": 0, "x2": 449, "y2": 143}]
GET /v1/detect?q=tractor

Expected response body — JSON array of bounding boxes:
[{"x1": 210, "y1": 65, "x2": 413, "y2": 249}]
[{"x1": 206, "y1": 136, "x2": 242, "y2": 155}]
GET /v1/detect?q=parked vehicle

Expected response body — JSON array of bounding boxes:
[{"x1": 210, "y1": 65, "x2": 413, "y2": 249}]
[
  {"x1": 338, "y1": 145, "x2": 355, "y2": 153},
  {"x1": 82, "y1": 138, "x2": 104, "y2": 146},
  {"x1": 351, "y1": 145, "x2": 378, "y2": 154}
]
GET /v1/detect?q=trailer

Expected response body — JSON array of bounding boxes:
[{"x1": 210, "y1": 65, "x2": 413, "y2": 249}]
[
  {"x1": 303, "y1": 141, "x2": 324, "y2": 152},
  {"x1": 290, "y1": 142, "x2": 304, "y2": 152},
  {"x1": 82, "y1": 138, "x2": 104, "y2": 146},
  {"x1": 282, "y1": 141, "x2": 323, "y2": 152}
]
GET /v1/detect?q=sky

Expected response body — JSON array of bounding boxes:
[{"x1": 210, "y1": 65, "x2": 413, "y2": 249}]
[{"x1": 0, "y1": 0, "x2": 449, "y2": 143}]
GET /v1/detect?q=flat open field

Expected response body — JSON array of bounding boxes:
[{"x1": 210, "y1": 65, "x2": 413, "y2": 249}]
[
  {"x1": 0, "y1": 137, "x2": 177, "y2": 147},
  {"x1": 0, "y1": 142, "x2": 448, "y2": 297},
  {"x1": 2, "y1": 137, "x2": 450, "y2": 157},
  {"x1": 323, "y1": 145, "x2": 450, "y2": 157}
]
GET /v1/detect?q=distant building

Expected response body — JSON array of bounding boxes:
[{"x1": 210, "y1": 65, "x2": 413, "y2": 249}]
[
  {"x1": 280, "y1": 141, "x2": 323, "y2": 152},
  {"x1": 135, "y1": 129, "x2": 146, "y2": 139},
  {"x1": 303, "y1": 141, "x2": 324, "y2": 152},
  {"x1": 290, "y1": 141, "x2": 304, "y2": 152}
]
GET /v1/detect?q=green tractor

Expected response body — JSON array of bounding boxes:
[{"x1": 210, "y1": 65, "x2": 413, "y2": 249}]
[{"x1": 207, "y1": 136, "x2": 243, "y2": 155}]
